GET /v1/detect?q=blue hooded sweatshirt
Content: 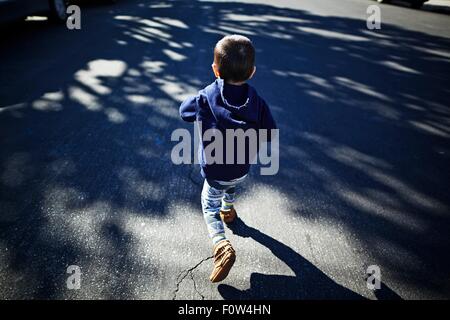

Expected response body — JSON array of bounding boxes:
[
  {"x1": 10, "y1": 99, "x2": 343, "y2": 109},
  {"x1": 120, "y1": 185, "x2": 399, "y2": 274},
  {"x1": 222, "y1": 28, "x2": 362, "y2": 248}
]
[{"x1": 179, "y1": 78, "x2": 277, "y2": 181}]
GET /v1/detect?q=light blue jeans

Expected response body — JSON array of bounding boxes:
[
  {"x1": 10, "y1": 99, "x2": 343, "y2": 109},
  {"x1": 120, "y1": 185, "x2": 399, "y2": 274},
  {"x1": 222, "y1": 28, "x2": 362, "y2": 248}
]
[{"x1": 201, "y1": 176, "x2": 246, "y2": 244}]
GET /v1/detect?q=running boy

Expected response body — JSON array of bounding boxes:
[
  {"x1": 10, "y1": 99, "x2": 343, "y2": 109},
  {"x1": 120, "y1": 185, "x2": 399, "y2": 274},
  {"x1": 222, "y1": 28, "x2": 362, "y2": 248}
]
[{"x1": 179, "y1": 35, "x2": 277, "y2": 282}]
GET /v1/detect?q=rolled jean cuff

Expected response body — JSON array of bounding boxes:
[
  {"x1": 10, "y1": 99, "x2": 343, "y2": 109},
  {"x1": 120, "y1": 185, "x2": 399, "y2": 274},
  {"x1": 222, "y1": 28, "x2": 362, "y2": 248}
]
[{"x1": 212, "y1": 234, "x2": 226, "y2": 245}]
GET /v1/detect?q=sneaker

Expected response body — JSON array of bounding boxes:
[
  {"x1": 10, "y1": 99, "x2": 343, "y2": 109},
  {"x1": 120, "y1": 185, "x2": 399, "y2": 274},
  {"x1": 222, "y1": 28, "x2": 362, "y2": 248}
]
[
  {"x1": 219, "y1": 207, "x2": 237, "y2": 224},
  {"x1": 209, "y1": 240, "x2": 236, "y2": 283}
]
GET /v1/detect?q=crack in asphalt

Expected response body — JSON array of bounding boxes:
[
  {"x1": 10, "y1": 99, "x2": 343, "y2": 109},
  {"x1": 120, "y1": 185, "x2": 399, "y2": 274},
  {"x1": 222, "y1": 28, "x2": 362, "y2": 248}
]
[
  {"x1": 190, "y1": 271, "x2": 205, "y2": 300},
  {"x1": 172, "y1": 255, "x2": 213, "y2": 300}
]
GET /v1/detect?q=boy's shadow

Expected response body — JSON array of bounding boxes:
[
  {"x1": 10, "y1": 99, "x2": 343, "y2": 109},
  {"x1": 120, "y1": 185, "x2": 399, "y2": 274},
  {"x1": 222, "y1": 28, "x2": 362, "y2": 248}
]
[{"x1": 218, "y1": 217, "x2": 369, "y2": 299}]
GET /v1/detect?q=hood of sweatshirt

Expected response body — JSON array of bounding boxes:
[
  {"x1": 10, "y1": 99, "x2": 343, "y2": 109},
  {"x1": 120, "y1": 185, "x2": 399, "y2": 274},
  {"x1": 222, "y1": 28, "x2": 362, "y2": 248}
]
[{"x1": 199, "y1": 78, "x2": 260, "y2": 130}]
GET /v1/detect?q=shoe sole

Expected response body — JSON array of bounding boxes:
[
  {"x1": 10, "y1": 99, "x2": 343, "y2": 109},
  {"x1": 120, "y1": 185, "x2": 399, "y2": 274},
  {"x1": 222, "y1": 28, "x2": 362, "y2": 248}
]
[{"x1": 210, "y1": 252, "x2": 236, "y2": 283}]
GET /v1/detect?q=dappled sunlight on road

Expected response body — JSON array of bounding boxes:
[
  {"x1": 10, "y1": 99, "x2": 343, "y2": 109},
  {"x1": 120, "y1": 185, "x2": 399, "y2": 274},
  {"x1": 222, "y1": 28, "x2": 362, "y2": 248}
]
[{"x1": 0, "y1": 0, "x2": 449, "y2": 299}]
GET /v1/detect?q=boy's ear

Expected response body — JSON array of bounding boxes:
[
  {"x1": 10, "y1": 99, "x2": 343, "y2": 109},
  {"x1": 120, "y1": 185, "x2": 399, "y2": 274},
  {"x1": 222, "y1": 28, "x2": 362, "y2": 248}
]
[
  {"x1": 212, "y1": 63, "x2": 220, "y2": 78},
  {"x1": 249, "y1": 66, "x2": 256, "y2": 80}
]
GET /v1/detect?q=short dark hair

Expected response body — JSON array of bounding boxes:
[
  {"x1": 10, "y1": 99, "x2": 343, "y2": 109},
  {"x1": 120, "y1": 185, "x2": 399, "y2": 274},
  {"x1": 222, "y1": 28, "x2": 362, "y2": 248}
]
[{"x1": 214, "y1": 35, "x2": 255, "y2": 83}]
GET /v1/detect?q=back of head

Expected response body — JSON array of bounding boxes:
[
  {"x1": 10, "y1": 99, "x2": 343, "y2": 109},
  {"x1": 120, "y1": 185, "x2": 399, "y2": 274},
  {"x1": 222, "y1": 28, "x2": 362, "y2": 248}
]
[{"x1": 214, "y1": 35, "x2": 255, "y2": 83}]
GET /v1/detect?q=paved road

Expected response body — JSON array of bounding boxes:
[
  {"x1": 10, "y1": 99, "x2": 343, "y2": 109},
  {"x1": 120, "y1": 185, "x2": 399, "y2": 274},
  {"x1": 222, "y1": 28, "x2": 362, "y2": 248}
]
[{"x1": 0, "y1": 0, "x2": 449, "y2": 299}]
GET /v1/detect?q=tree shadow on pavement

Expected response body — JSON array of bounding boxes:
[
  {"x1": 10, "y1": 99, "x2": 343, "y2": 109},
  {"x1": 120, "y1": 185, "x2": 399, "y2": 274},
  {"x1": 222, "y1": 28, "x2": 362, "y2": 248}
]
[
  {"x1": 0, "y1": 0, "x2": 449, "y2": 299},
  {"x1": 218, "y1": 217, "x2": 365, "y2": 299}
]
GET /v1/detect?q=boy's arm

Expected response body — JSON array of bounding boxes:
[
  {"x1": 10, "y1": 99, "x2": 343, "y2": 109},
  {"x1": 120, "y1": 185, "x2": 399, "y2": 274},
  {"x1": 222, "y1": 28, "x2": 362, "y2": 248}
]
[{"x1": 179, "y1": 95, "x2": 198, "y2": 122}]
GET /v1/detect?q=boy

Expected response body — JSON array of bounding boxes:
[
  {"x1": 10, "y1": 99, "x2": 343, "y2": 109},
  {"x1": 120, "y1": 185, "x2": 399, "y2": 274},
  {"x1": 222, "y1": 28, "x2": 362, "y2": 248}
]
[{"x1": 179, "y1": 35, "x2": 277, "y2": 282}]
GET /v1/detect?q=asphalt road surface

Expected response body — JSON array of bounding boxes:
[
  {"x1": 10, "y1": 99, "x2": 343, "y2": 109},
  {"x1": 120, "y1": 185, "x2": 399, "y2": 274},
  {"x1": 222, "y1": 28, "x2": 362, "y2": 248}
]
[{"x1": 0, "y1": 0, "x2": 449, "y2": 299}]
